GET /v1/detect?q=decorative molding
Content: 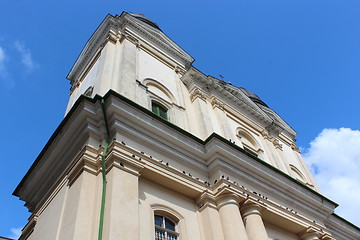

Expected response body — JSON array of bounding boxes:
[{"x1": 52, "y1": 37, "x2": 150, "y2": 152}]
[
  {"x1": 272, "y1": 138, "x2": 283, "y2": 150},
  {"x1": 189, "y1": 88, "x2": 207, "y2": 102},
  {"x1": 265, "y1": 121, "x2": 284, "y2": 137},
  {"x1": 197, "y1": 190, "x2": 217, "y2": 211},
  {"x1": 215, "y1": 193, "x2": 241, "y2": 209},
  {"x1": 174, "y1": 65, "x2": 185, "y2": 75},
  {"x1": 123, "y1": 13, "x2": 193, "y2": 65},
  {"x1": 151, "y1": 203, "x2": 184, "y2": 221},
  {"x1": 67, "y1": 146, "x2": 100, "y2": 186},
  {"x1": 20, "y1": 214, "x2": 38, "y2": 240},
  {"x1": 67, "y1": 12, "x2": 193, "y2": 84},
  {"x1": 181, "y1": 68, "x2": 279, "y2": 132},
  {"x1": 291, "y1": 142, "x2": 301, "y2": 153},
  {"x1": 261, "y1": 129, "x2": 272, "y2": 140},
  {"x1": 261, "y1": 129, "x2": 283, "y2": 150},
  {"x1": 241, "y1": 202, "x2": 264, "y2": 218},
  {"x1": 300, "y1": 226, "x2": 321, "y2": 240},
  {"x1": 211, "y1": 97, "x2": 224, "y2": 110},
  {"x1": 320, "y1": 233, "x2": 334, "y2": 240},
  {"x1": 107, "y1": 29, "x2": 121, "y2": 44}
]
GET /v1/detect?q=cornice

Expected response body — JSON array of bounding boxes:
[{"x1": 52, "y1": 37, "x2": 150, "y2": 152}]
[
  {"x1": 20, "y1": 213, "x2": 38, "y2": 240},
  {"x1": 181, "y1": 67, "x2": 275, "y2": 129},
  {"x1": 67, "y1": 14, "x2": 121, "y2": 83},
  {"x1": 196, "y1": 178, "x2": 333, "y2": 236},
  {"x1": 182, "y1": 67, "x2": 297, "y2": 139},
  {"x1": 259, "y1": 105, "x2": 297, "y2": 137},
  {"x1": 122, "y1": 13, "x2": 193, "y2": 65},
  {"x1": 203, "y1": 142, "x2": 335, "y2": 220},
  {"x1": 67, "y1": 12, "x2": 194, "y2": 84},
  {"x1": 325, "y1": 214, "x2": 360, "y2": 239},
  {"x1": 189, "y1": 87, "x2": 207, "y2": 102},
  {"x1": 210, "y1": 97, "x2": 225, "y2": 110},
  {"x1": 15, "y1": 90, "x2": 338, "y2": 223}
]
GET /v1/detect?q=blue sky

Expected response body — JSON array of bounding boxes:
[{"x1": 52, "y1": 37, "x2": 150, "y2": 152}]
[{"x1": 1, "y1": 0, "x2": 360, "y2": 238}]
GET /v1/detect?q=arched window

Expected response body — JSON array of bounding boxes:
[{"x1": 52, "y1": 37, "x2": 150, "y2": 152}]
[
  {"x1": 290, "y1": 164, "x2": 306, "y2": 183},
  {"x1": 154, "y1": 214, "x2": 179, "y2": 240},
  {"x1": 152, "y1": 102, "x2": 168, "y2": 120},
  {"x1": 237, "y1": 128, "x2": 260, "y2": 157}
]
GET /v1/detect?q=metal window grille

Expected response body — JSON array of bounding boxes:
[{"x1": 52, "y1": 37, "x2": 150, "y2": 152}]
[{"x1": 155, "y1": 215, "x2": 179, "y2": 240}]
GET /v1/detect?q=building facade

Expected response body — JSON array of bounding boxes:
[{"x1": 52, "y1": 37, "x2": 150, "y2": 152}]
[{"x1": 14, "y1": 12, "x2": 360, "y2": 240}]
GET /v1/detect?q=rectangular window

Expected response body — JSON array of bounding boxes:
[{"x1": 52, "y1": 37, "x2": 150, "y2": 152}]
[{"x1": 152, "y1": 102, "x2": 168, "y2": 120}]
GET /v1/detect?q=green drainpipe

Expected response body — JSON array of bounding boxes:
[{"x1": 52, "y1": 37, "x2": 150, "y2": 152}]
[{"x1": 98, "y1": 99, "x2": 110, "y2": 240}]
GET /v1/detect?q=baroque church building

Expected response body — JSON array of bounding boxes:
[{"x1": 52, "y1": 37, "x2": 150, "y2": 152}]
[{"x1": 14, "y1": 12, "x2": 360, "y2": 240}]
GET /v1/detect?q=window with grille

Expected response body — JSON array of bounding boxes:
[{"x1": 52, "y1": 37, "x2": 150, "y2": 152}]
[
  {"x1": 154, "y1": 215, "x2": 179, "y2": 240},
  {"x1": 152, "y1": 102, "x2": 168, "y2": 120}
]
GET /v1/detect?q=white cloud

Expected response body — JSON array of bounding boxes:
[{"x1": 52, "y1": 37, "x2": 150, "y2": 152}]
[
  {"x1": 0, "y1": 46, "x2": 7, "y2": 75},
  {"x1": 0, "y1": 46, "x2": 5, "y2": 61},
  {"x1": 303, "y1": 128, "x2": 360, "y2": 226},
  {"x1": 14, "y1": 40, "x2": 36, "y2": 73},
  {"x1": 9, "y1": 227, "x2": 22, "y2": 240},
  {"x1": 0, "y1": 45, "x2": 14, "y2": 88}
]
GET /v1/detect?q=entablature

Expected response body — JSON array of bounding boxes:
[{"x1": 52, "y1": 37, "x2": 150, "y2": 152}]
[
  {"x1": 14, "y1": 91, "x2": 336, "y2": 228},
  {"x1": 181, "y1": 67, "x2": 297, "y2": 140}
]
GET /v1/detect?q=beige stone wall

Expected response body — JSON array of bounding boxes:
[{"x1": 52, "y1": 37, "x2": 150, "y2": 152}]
[
  {"x1": 264, "y1": 222, "x2": 298, "y2": 240},
  {"x1": 139, "y1": 179, "x2": 202, "y2": 240},
  {"x1": 65, "y1": 33, "x2": 318, "y2": 190},
  {"x1": 27, "y1": 182, "x2": 67, "y2": 240},
  {"x1": 21, "y1": 13, "x2": 360, "y2": 240}
]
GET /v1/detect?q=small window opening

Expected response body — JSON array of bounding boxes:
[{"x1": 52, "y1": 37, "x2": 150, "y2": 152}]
[
  {"x1": 152, "y1": 102, "x2": 168, "y2": 120},
  {"x1": 155, "y1": 215, "x2": 179, "y2": 240}
]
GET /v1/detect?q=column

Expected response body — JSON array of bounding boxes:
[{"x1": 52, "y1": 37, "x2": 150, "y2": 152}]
[
  {"x1": 198, "y1": 200, "x2": 225, "y2": 240},
  {"x1": 217, "y1": 194, "x2": 248, "y2": 240},
  {"x1": 241, "y1": 203, "x2": 268, "y2": 240}
]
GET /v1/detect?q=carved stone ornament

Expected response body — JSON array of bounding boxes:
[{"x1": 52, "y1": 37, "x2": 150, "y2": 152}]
[
  {"x1": 261, "y1": 129, "x2": 272, "y2": 141},
  {"x1": 174, "y1": 66, "x2": 185, "y2": 75},
  {"x1": 272, "y1": 139, "x2": 283, "y2": 150},
  {"x1": 211, "y1": 98, "x2": 224, "y2": 110},
  {"x1": 190, "y1": 88, "x2": 207, "y2": 102},
  {"x1": 291, "y1": 142, "x2": 301, "y2": 153},
  {"x1": 107, "y1": 30, "x2": 122, "y2": 44},
  {"x1": 262, "y1": 129, "x2": 282, "y2": 150},
  {"x1": 265, "y1": 122, "x2": 284, "y2": 137}
]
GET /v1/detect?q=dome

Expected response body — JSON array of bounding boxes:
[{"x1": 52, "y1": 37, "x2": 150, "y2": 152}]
[
  {"x1": 128, "y1": 13, "x2": 162, "y2": 31},
  {"x1": 239, "y1": 88, "x2": 269, "y2": 108}
]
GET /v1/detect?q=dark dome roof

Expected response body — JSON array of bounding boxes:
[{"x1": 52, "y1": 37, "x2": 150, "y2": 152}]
[
  {"x1": 239, "y1": 88, "x2": 269, "y2": 108},
  {"x1": 128, "y1": 13, "x2": 162, "y2": 31}
]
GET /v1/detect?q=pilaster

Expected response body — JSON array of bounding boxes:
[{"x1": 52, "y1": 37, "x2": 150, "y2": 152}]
[
  {"x1": 240, "y1": 201, "x2": 268, "y2": 240},
  {"x1": 197, "y1": 191, "x2": 225, "y2": 240},
  {"x1": 211, "y1": 97, "x2": 232, "y2": 139},
  {"x1": 189, "y1": 88, "x2": 214, "y2": 138},
  {"x1": 102, "y1": 147, "x2": 144, "y2": 240}
]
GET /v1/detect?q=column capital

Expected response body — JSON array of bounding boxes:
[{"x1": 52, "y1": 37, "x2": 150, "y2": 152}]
[
  {"x1": 320, "y1": 233, "x2": 334, "y2": 240},
  {"x1": 300, "y1": 226, "x2": 321, "y2": 240},
  {"x1": 240, "y1": 202, "x2": 263, "y2": 218},
  {"x1": 216, "y1": 193, "x2": 240, "y2": 209},
  {"x1": 240, "y1": 201, "x2": 268, "y2": 240},
  {"x1": 197, "y1": 190, "x2": 217, "y2": 211}
]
